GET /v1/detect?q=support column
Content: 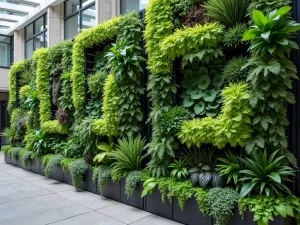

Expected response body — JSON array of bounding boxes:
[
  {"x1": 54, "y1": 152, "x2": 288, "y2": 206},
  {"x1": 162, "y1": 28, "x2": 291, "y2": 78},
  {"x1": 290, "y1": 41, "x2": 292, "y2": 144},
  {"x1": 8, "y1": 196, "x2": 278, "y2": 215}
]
[
  {"x1": 96, "y1": 0, "x2": 114, "y2": 24},
  {"x1": 111, "y1": 0, "x2": 120, "y2": 17},
  {"x1": 47, "y1": 4, "x2": 63, "y2": 46},
  {"x1": 13, "y1": 29, "x2": 24, "y2": 62}
]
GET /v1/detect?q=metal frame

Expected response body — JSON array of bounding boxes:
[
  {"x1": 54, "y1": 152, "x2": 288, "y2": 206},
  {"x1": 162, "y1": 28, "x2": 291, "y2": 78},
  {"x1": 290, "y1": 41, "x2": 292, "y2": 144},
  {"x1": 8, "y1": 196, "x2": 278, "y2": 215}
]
[
  {"x1": 0, "y1": 34, "x2": 13, "y2": 68},
  {"x1": 64, "y1": 0, "x2": 95, "y2": 40},
  {"x1": 24, "y1": 14, "x2": 47, "y2": 58}
]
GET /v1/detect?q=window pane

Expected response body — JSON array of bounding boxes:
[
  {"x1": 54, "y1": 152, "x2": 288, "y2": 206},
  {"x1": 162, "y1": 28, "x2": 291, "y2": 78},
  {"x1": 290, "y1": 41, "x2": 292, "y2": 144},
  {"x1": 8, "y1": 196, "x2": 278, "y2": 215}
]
[
  {"x1": 120, "y1": 0, "x2": 149, "y2": 14},
  {"x1": 34, "y1": 33, "x2": 45, "y2": 50},
  {"x1": 25, "y1": 23, "x2": 33, "y2": 40},
  {"x1": 25, "y1": 39, "x2": 33, "y2": 58},
  {"x1": 34, "y1": 16, "x2": 44, "y2": 34},
  {"x1": 0, "y1": 35, "x2": 10, "y2": 44},
  {"x1": 0, "y1": 43, "x2": 10, "y2": 67},
  {"x1": 65, "y1": 14, "x2": 79, "y2": 39},
  {"x1": 81, "y1": 4, "x2": 96, "y2": 30},
  {"x1": 65, "y1": 0, "x2": 79, "y2": 17},
  {"x1": 44, "y1": 31, "x2": 48, "y2": 48},
  {"x1": 82, "y1": 0, "x2": 94, "y2": 8}
]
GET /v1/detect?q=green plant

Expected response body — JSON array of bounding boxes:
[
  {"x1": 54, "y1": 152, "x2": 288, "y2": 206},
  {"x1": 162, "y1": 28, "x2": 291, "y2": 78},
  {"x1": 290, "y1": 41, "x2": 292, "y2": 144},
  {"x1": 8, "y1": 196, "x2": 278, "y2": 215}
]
[
  {"x1": 44, "y1": 155, "x2": 63, "y2": 178},
  {"x1": 194, "y1": 188, "x2": 210, "y2": 215},
  {"x1": 11, "y1": 147, "x2": 23, "y2": 159},
  {"x1": 58, "y1": 72, "x2": 74, "y2": 112},
  {"x1": 125, "y1": 170, "x2": 142, "y2": 198},
  {"x1": 61, "y1": 158, "x2": 77, "y2": 172},
  {"x1": 172, "y1": 0, "x2": 201, "y2": 19},
  {"x1": 208, "y1": 188, "x2": 239, "y2": 225},
  {"x1": 178, "y1": 82, "x2": 252, "y2": 148},
  {"x1": 141, "y1": 177, "x2": 158, "y2": 198},
  {"x1": 28, "y1": 130, "x2": 52, "y2": 155},
  {"x1": 97, "y1": 165, "x2": 112, "y2": 194},
  {"x1": 223, "y1": 23, "x2": 248, "y2": 47},
  {"x1": 85, "y1": 99, "x2": 102, "y2": 119},
  {"x1": 106, "y1": 42, "x2": 144, "y2": 81},
  {"x1": 53, "y1": 138, "x2": 84, "y2": 159},
  {"x1": 70, "y1": 159, "x2": 88, "y2": 190},
  {"x1": 1, "y1": 127, "x2": 17, "y2": 146},
  {"x1": 239, "y1": 195, "x2": 300, "y2": 225},
  {"x1": 93, "y1": 44, "x2": 111, "y2": 73},
  {"x1": 188, "y1": 149, "x2": 222, "y2": 188},
  {"x1": 92, "y1": 73, "x2": 120, "y2": 137},
  {"x1": 169, "y1": 159, "x2": 188, "y2": 180},
  {"x1": 55, "y1": 107, "x2": 69, "y2": 125},
  {"x1": 181, "y1": 5, "x2": 210, "y2": 28},
  {"x1": 87, "y1": 72, "x2": 107, "y2": 99},
  {"x1": 160, "y1": 23, "x2": 224, "y2": 61},
  {"x1": 243, "y1": 6, "x2": 300, "y2": 58},
  {"x1": 20, "y1": 70, "x2": 32, "y2": 86},
  {"x1": 93, "y1": 138, "x2": 114, "y2": 164},
  {"x1": 238, "y1": 150, "x2": 295, "y2": 198},
  {"x1": 218, "y1": 152, "x2": 245, "y2": 189},
  {"x1": 223, "y1": 56, "x2": 248, "y2": 84},
  {"x1": 74, "y1": 117, "x2": 100, "y2": 164},
  {"x1": 204, "y1": 0, "x2": 249, "y2": 27},
  {"x1": 1, "y1": 145, "x2": 12, "y2": 154},
  {"x1": 181, "y1": 60, "x2": 225, "y2": 118},
  {"x1": 159, "y1": 106, "x2": 188, "y2": 136},
  {"x1": 21, "y1": 151, "x2": 33, "y2": 169},
  {"x1": 247, "y1": 0, "x2": 291, "y2": 18},
  {"x1": 180, "y1": 147, "x2": 204, "y2": 168},
  {"x1": 110, "y1": 136, "x2": 146, "y2": 175},
  {"x1": 21, "y1": 90, "x2": 39, "y2": 110}
]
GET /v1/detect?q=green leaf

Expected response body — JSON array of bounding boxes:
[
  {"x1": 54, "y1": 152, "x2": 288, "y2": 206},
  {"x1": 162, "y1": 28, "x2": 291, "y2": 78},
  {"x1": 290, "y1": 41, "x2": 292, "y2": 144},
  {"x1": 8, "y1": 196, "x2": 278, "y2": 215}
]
[
  {"x1": 252, "y1": 10, "x2": 267, "y2": 29},
  {"x1": 198, "y1": 75, "x2": 211, "y2": 90},
  {"x1": 194, "y1": 102, "x2": 206, "y2": 115},
  {"x1": 243, "y1": 29, "x2": 258, "y2": 41},
  {"x1": 275, "y1": 204, "x2": 287, "y2": 218},
  {"x1": 191, "y1": 90, "x2": 203, "y2": 100},
  {"x1": 275, "y1": 6, "x2": 292, "y2": 17},
  {"x1": 261, "y1": 31, "x2": 271, "y2": 41},
  {"x1": 267, "y1": 172, "x2": 281, "y2": 183},
  {"x1": 203, "y1": 89, "x2": 217, "y2": 102},
  {"x1": 183, "y1": 97, "x2": 194, "y2": 107},
  {"x1": 212, "y1": 74, "x2": 223, "y2": 88}
]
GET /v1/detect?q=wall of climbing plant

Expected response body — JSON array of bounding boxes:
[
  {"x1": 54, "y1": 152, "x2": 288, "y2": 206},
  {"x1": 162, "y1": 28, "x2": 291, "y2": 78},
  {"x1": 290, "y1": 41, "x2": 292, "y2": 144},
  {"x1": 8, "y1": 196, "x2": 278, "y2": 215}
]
[{"x1": 3, "y1": 1, "x2": 300, "y2": 225}]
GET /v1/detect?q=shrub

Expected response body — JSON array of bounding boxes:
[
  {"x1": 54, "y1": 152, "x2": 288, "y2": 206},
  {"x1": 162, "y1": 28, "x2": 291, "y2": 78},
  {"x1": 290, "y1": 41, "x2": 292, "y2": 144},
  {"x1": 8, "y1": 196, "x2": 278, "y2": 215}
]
[
  {"x1": 1, "y1": 127, "x2": 17, "y2": 146},
  {"x1": 125, "y1": 170, "x2": 142, "y2": 198},
  {"x1": 223, "y1": 23, "x2": 248, "y2": 47},
  {"x1": 247, "y1": 0, "x2": 291, "y2": 17},
  {"x1": 208, "y1": 188, "x2": 239, "y2": 225},
  {"x1": 21, "y1": 151, "x2": 33, "y2": 169},
  {"x1": 11, "y1": 147, "x2": 23, "y2": 159},
  {"x1": 97, "y1": 165, "x2": 112, "y2": 194},
  {"x1": 44, "y1": 155, "x2": 63, "y2": 178},
  {"x1": 70, "y1": 159, "x2": 88, "y2": 190},
  {"x1": 204, "y1": 0, "x2": 249, "y2": 27},
  {"x1": 243, "y1": 6, "x2": 300, "y2": 58},
  {"x1": 110, "y1": 136, "x2": 146, "y2": 175},
  {"x1": 238, "y1": 150, "x2": 295, "y2": 198},
  {"x1": 222, "y1": 56, "x2": 248, "y2": 84},
  {"x1": 87, "y1": 72, "x2": 107, "y2": 99},
  {"x1": 169, "y1": 159, "x2": 188, "y2": 180}
]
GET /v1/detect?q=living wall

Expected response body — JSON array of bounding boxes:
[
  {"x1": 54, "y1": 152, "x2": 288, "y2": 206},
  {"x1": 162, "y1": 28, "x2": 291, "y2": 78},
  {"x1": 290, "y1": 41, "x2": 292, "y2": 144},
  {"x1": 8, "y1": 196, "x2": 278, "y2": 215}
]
[{"x1": 3, "y1": 0, "x2": 300, "y2": 225}]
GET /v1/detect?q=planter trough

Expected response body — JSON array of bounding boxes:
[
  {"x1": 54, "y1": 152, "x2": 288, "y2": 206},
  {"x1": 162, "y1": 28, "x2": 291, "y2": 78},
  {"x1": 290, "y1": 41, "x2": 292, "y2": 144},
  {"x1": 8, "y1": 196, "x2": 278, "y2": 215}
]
[
  {"x1": 81, "y1": 168, "x2": 97, "y2": 193},
  {"x1": 63, "y1": 171, "x2": 73, "y2": 186},
  {"x1": 145, "y1": 187, "x2": 173, "y2": 220},
  {"x1": 173, "y1": 197, "x2": 212, "y2": 225},
  {"x1": 99, "y1": 179, "x2": 121, "y2": 201},
  {"x1": 120, "y1": 177, "x2": 144, "y2": 209},
  {"x1": 49, "y1": 165, "x2": 63, "y2": 182},
  {"x1": 4, "y1": 153, "x2": 10, "y2": 164}
]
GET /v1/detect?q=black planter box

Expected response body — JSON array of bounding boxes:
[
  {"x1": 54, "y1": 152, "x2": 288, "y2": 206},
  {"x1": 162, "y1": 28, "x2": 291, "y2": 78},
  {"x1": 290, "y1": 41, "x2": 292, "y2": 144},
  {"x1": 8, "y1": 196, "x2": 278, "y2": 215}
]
[
  {"x1": 31, "y1": 159, "x2": 40, "y2": 174},
  {"x1": 49, "y1": 165, "x2": 63, "y2": 182},
  {"x1": 99, "y1": 180, "x2": 121, "y2": 201},
  {"x1": 63, "y1": 171, "x2": 73, "y2": 185},
  {"x1": 4, "y1": 153, "x2": 10, "y2": 164},
  {"x1": 224, "y1": 208, "x2": 293, "y2": 225},
  {"x1": 173, "y1": 197, "x2": 212, "y2": 225},
  {"x1": 81, "y1": 168, "x2": 97, "y2": 193},
  {"x1": 145, "y1": 187, "x2": 173, "y2": 220},
  {"x1": 16, "y1": 157, "x2": 23, "y2": 168},
  {"x1": 10, "y1": 157, "x2": 17, "y2": 166},
  {"x1": 120, "y1": 177, "x2": 144, "y2": 209}
]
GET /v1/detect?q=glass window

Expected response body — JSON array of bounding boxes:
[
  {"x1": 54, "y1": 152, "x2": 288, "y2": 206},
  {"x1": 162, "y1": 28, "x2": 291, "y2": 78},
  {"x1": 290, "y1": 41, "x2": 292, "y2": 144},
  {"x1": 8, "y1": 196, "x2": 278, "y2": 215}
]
[
  {"x1": 25, "y1": 39, "x2": 33, "y2": 58},
  {"x1": 34, "y1": 33, "x2": 45, "y2": 50},
  {"x1": 64, "y1": 0, "x2": 95, "y2": 40},
  {"x1": 25, "y1": 23, "x2": 33, "y2": 40},
  {"x1": 81, "y1": 4, "x2": 96, "y2": 30},
  {"x1": 65, "y1": 14, "x2": 80, "y2": 39},
  {"x1": 82, "y1": 0, "x2": 94, "y2": 7},
  {"x1": 65, "y1": 0, "x2": 80, "y2": 17},
  {"x1": 120, "y1": 0, "x2": 149, "y2": 14},
  {"x1": 34, "y1": 16, "x2": 44, "y2": 34},
  {"x1": 0, "y1": 43, "x2": 10, "y2": 67},
  {"x1": 0, "y1": 36, "x2": 10, "y2": 43}
]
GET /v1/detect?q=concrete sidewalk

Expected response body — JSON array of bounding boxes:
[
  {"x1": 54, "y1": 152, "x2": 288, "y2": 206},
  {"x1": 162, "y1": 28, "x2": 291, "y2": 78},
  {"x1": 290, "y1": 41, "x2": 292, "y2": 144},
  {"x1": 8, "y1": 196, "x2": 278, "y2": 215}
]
[{"x1": 0, "y1": 152, "x2": 182, "y2": 225}]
